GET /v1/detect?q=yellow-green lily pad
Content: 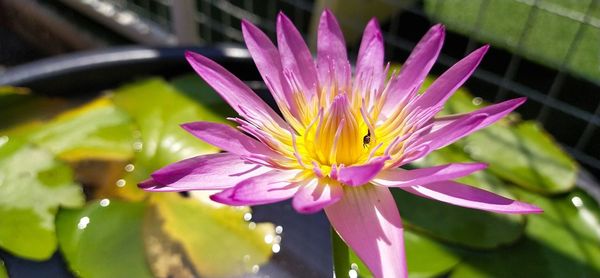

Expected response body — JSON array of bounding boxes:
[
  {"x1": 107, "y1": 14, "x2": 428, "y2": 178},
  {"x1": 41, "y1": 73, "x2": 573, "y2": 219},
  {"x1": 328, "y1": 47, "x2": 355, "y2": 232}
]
[
  {"x1": 145, "y1": 192, "x2": 275, "y2": 277},
  {"x1": 0, "y1": 258, "x2": 6, "y2": 278},
  {"x1": 107, "y1": 78, "x2": 228, "y2": 200},
  {"x1": 0, "y1": 138, "x2": 84, "y2": 260},
  {"x1": 55, "y1": 199, "x2": 153, "y2": 278},
  {"x1": 25, "y1": 97, "x2": 136, "y2": 162},
  {"x1": 450, "y1": 189, "x2": 600, "y2": 277}
]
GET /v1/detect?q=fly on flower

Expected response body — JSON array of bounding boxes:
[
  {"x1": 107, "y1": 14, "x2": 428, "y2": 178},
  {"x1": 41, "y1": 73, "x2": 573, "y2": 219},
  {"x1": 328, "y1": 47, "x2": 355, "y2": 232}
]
[{"x1": 140, "y1": 10, "x2": 542, "y2": 278}]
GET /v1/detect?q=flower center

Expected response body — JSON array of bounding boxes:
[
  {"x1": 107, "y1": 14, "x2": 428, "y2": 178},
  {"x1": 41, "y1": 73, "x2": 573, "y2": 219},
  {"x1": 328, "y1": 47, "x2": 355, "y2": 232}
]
[{"x1": 301, "y1": 94, "x2": 374, "y2": 166}]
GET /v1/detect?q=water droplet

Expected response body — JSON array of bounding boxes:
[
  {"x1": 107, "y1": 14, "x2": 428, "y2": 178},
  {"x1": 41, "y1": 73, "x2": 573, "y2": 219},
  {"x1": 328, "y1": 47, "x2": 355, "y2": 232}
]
[
  {"x1": 243, "y1": 254, "x2": 251, "y2": 262},
  {"x1": 99, "y1": 198, "x2": 110, "y2": 207},
  {"x1": 351, "y1": 263, "x2": 359, "y2": 270},
  {"x1": 572, "y1": 196, "x2": 583, "y2": 207},
  {"x1": 248, "y1": 222, "x2": 256, "y2": 230},
  {"x1": 77, "y1": 216, "x2": 90, "y2": 230},
  {"x1": 349, "y1": 269, "x2": 358, "y2": 278},
  {"x1": 274, "y1": 235, "x2": 282, "y2": 244},
  {"x1": 124, "y1": 164, "x2": 135, "y2": 172},
  {"x1": 116, "y1": 179, "x2": 126, "y2": 187},
  {"x1": 133, "y1": 141, "x2": 143, "y2": 152},
  {"x1": 243, "y1": 212, "x2": 252, "y2": 221},
  {"x1": 275, "y1": 225, "x2": 283, "y2": 234},
  {"x1": 251, "y1": 264, "x2": 260, "y2": 274},
  {"x1": 264, "y1": 234, "x2": 274, "y2": 244},
  {"x1": 272, "y1": 244, "x2": 280, "y2": 253},
  {"x1": 0, "y1": 136, "x2": 9, "y2": 147},
  {"x1": 472, "y1": 97, "x2": 483, "y2": 106}
]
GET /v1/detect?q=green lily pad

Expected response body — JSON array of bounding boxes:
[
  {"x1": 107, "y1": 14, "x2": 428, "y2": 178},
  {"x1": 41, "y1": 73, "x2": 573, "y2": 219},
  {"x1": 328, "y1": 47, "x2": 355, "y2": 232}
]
[
  {"x1": 25, "y1": 97, "x2": 136, "y2": 162},
  {"x1": 55, "y1": 199, "x2": 153, "y2": 278},
  {"x1": 0, "y1": 258, "x2": 6, "y2": 278},
  {"x1": 332, "y1": 227, "x2": 460, "y2": 278},
  {"x1": 145, "y1": 192, "x2": 275, "y2": 278},
  {"x1": 439, "y1": 90, "x2": 578, "y2": 194},
  {"x1": 464, "y1": 121, "x2": 577, "y2": 194},
  {"x1": 451, "y1": 189, "x2": 600, "y2": 277},
  {"x1": 400, "y1": 146, "x2": 525, "y2": 249},
  {"x1": 0, "y1": 138, "x2": 84, "y2": 260}
]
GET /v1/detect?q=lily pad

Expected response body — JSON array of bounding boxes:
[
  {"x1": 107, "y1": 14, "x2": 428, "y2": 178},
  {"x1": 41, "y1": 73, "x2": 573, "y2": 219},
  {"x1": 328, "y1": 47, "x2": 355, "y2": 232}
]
[
  {"x1": 451, "y1": 189, "x2": 600, "y2": 277},
  {"x1": 145, "y1": 192, "x2": 275, "y2": 278},
  {"x1": 55, "y1": 199, "x2": 153, "y2": 278},
  {"x1": 0, "y1": 86, "x2": 71, "y2": 131},
  {"x1": 440, "y1": 90, "x2": 578, "y2": 194},
  {"x1": 332, "y1": 227, "x2": 460, "y2": 278},
  {"x1": 464, "y1": 121, "x2": 577, "y2": 194},
  {"x1": 25, "y1": 97, "x2": 135, "y2": 162},
  {"x1": 106, "y1": 78, "x2": 228, "y2": 200},
  {"x1": 0, "y1": 258, "x2": 6, "y2": 278},
  {"x1": 0, "y1": 138, "x2": 84, "y2": 260},
  {"x1": 400, "y1": 146, "x2": 525, "y2": 249}
]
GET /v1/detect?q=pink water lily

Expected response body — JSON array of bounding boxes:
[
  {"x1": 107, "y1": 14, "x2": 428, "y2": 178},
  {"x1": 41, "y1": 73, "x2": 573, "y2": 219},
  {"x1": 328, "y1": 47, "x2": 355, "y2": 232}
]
[{"x1": 140, "y1": 10, "x2": 542, "y2": 277}]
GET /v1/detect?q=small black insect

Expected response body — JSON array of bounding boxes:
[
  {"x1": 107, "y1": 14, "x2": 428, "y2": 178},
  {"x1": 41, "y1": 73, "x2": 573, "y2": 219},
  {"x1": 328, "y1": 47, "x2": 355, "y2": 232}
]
[{"x1": 363, "y1": 130, "x2": 371, "y2": 148}]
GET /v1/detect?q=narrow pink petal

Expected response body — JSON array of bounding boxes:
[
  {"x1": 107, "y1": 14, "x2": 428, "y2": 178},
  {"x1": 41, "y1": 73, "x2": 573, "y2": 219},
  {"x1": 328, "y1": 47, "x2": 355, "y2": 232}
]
[
  {"x1": 412, "y1": 45, "x2": 489, "y2": 116},
  {"x1": 355, "y1": 18, "x2": 384, "y2": 90},
  {"x1": 336, "y1": 156, "x2": 388, "y2": 186},
  {"x1": 372, "y1": 162, "x2": 487, "y2": 187},
  {"x1": 432, "y1": 97, "x2": 526, "y2": 132},
  {"x1": 145, "y1": 153, "x2": 270, "y2": 191},
  {"x1": 325, "y1": 185, "x2": 407, "y2": 278},
  {"x1": 405, "y1": 114, "x2": 486, "y2": 162},
  {"x1": 138, "y1": 178, "x2": 178, "y2": 192},
  {"x1": 381, "y1": 24, "x2": 444, "y2": 117},
  {"x1": 402, "y1": 180, "x2": 543, "y2": 214},
  {"x1": 292, "y1": 178, "x2": 343, "y2": 214},
  {"x1": 211, "y1": 170, "x2": 301, "y2": 206},
  {"x1": 317, "y1": 9, "x2": 349, "y2": 87},
  {"x1": 185, "y1": 51, "x2": 287, "y2": 127},
  {"x1": 277, "y1": 12, "x2": 318, "y2": 98},
  {"x1": 181, "y1": 121, "x2": 279, "y2": 157},
  {"x1": 241, "y1": 20, "x2": 293, "y2": 114}
]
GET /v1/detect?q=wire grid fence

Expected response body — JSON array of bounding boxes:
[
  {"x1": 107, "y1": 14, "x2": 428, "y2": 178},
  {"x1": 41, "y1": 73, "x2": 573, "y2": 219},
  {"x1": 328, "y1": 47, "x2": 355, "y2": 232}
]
[{"x1": 99, "y1": 0, "x2": 600, "y2": 175}]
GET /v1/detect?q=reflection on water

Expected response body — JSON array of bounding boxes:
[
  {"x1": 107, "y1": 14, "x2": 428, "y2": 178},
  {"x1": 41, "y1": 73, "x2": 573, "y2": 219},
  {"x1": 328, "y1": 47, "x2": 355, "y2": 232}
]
[
  {"x1": 115, "y1": 179, "x2": 126, "y2": 187},
  {"x1": 99, "y1": 198, "x2": 110, "y2": 207},
  {"x1": 77, "y1": 216, "x2": 90, "y2": 230}
]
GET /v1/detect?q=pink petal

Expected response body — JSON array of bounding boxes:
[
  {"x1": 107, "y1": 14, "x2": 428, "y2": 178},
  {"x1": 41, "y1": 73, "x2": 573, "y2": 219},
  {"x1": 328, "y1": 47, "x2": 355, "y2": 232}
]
[
  {"x1": 292, "y1": 178, "x2": 343, "y2": 214},
  {"x1": 372, "y1": 162, "x2": 487, "y2": 187},
  {"x1": 277, "y1": 12, "x2": 318, "y2": 98},
  {"x1": 382, "y1": 24, "x2": 444, "y2": 115},
  {"x1": 405, "y1": 113, "x2": 486, "y2": 163},
  {"x1": 147, "y1": 153, "x2": 270, "y2": 191},
  {"x1": 210, "y1": 170, "x2": 301, "y2": 206},
  {"x1": 325, "y1": 185, "x2": 407, "y2": 278},
  {"x1": 432, "y1": 97, "x2": 526, "y2": 132},
  {"x1": 412, "y1": 45, "x2": 489, "y2": 117},
  {"x1": 355, "y1": 18, "x2": 384, "y2": 90},
  {"x1": 336, "y1": 156, "x2": 388, "y2": 186},
  {"x1": 317, "y1": 9, "x2": 349, "y2": 87},
  {"x1": 402, "y1": 180, "x2": 543, "y2": 214},
  {"x1": 185, "y1": 51, "x2": 287, "y2": 128},
  {"x1": 181, "y1": 121, "x2": 279, "y2": 157},
  {"x1": 241, "y1": 20, "x2": 294, "y2": 115}
]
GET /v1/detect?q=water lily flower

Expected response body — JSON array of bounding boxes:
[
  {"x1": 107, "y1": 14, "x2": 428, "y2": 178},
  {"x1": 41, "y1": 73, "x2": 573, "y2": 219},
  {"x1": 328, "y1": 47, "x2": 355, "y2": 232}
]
[{"x1": 140, "y1": 10, "x2": 542, "y2": 277}]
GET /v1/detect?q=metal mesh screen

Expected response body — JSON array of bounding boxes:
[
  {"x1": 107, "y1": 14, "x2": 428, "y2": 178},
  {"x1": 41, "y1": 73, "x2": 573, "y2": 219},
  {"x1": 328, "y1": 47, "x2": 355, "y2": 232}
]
[{"x1": 91, "y1": 0, "x2": 600, "y2": 175}]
